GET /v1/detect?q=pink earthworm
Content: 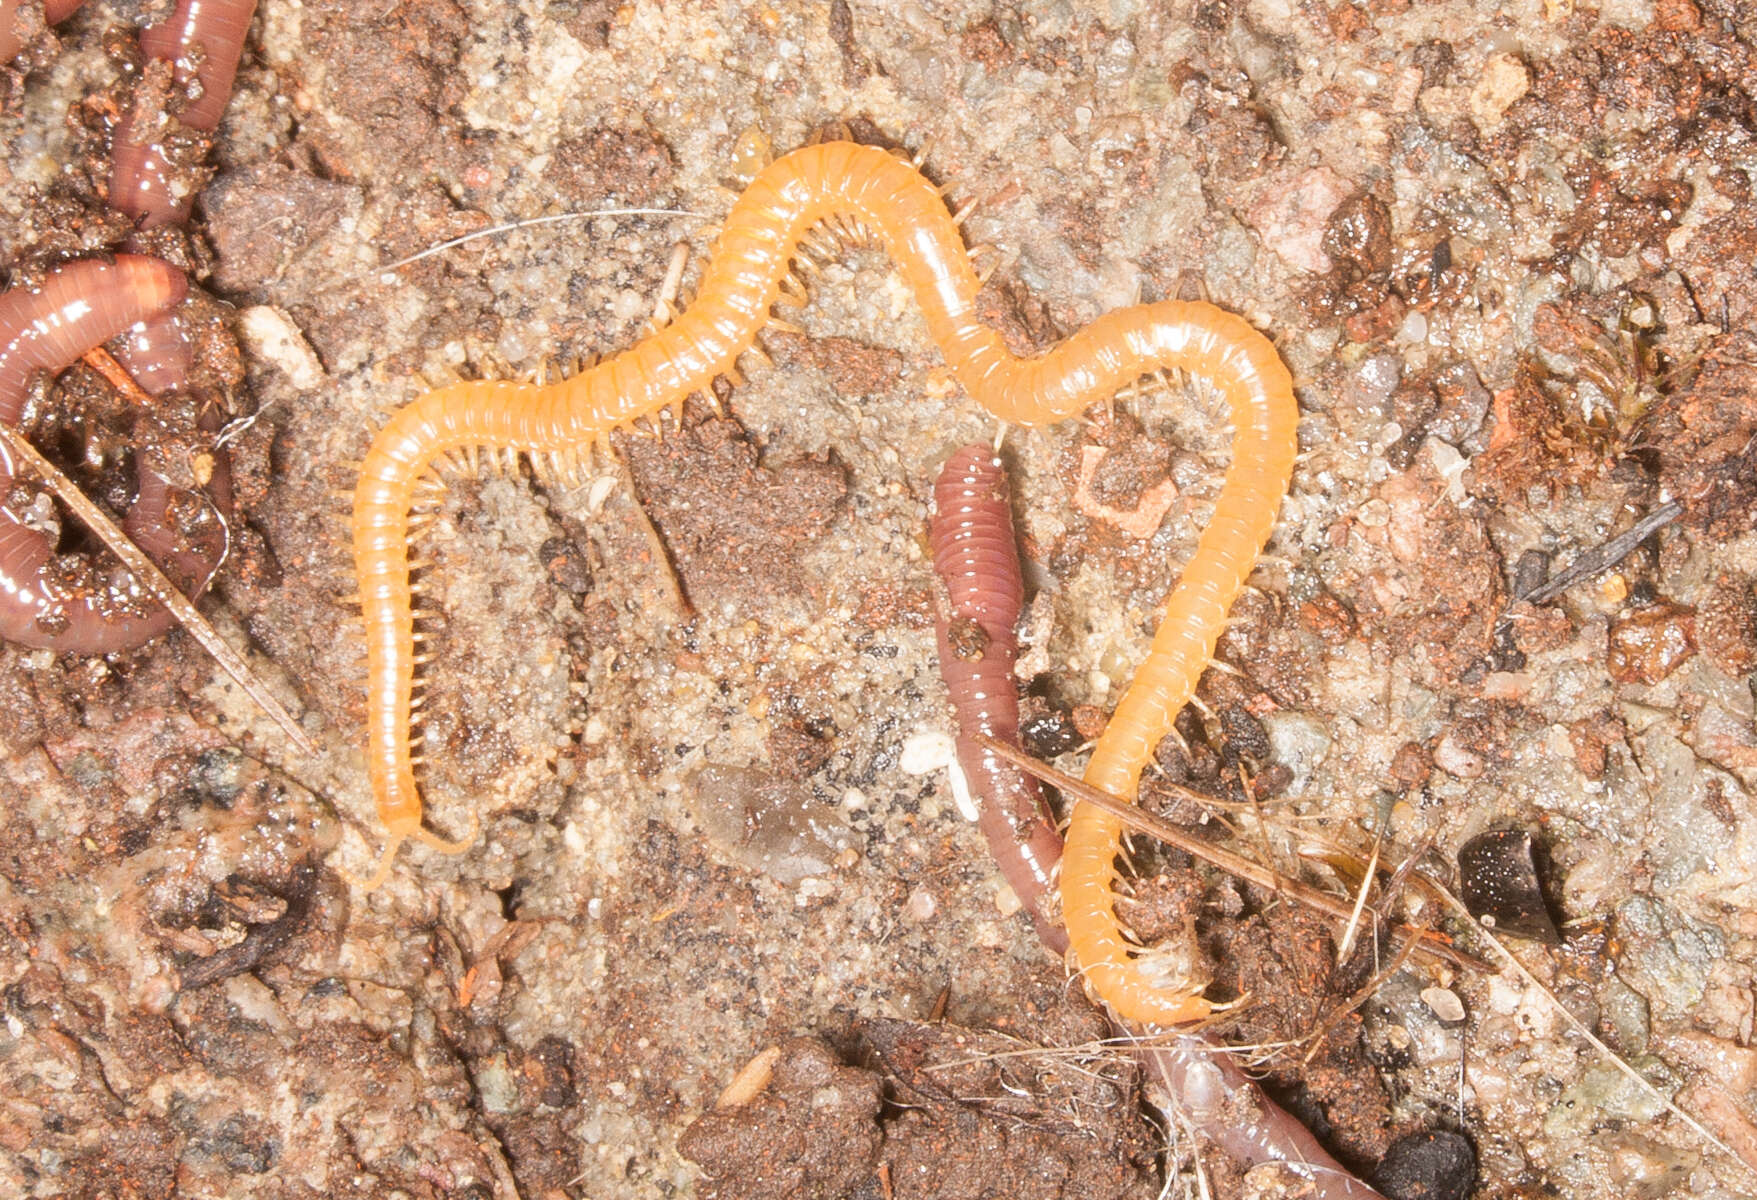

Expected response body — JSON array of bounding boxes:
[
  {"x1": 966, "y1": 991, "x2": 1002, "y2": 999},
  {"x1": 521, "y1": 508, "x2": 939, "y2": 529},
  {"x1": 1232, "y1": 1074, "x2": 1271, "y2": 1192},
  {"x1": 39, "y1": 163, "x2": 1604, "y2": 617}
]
[
  {"x1": 110, "y1": 0, "x2": 257, "y2": 396},
  {"x1": 112, "y1": 0, "x2": 258, "y2": 230},
  {"x1": 930, "y1": 443, "x2": 1068, "y2": 954},
  {"x1": 0, "y1": 0, "x2": 84, "y2": 65},
  {"x1": 928, "y1": 446, "x2": 1385, "y2": 1197},
  {"x1": 1135, "y1": 1034, "x2": 1390, "y2": 1198},
  {"x1": 0, "y1": 254, "x2": 221, "y2": 652}
]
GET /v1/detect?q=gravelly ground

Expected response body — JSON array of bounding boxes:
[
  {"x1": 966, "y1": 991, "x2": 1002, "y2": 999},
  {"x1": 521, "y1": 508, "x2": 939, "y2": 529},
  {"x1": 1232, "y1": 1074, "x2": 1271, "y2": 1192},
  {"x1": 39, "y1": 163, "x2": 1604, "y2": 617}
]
[{"x1": 2, "y1": 1, "x2": 1756, "y2": 1197}]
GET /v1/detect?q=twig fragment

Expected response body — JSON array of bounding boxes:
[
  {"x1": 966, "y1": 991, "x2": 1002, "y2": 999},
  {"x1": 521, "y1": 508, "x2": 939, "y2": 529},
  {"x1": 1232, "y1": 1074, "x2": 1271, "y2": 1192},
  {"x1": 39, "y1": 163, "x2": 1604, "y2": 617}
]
[
  {"x1": 973, "y1": 733, "x2": 1486, "y2": 973},
  {"x1": 0, "y1": 422, "x2": 317, "y2": 757}
]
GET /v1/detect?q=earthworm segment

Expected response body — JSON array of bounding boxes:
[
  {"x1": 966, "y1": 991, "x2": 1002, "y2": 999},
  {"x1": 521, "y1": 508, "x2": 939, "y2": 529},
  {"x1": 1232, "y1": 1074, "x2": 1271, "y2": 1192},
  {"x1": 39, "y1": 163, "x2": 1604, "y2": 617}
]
[
  {"x1": 930, "y1": 443, "x2": 1068, "y2": 954},
  {"x1": 0, "y1": 0, "x2": 84, "y2": 66},
  {"x1": 111, "y1": 0, "x2": 259, "y2": 397},
  {"x1": 0, "y1": 254, "x2": 199, "y2": 651},
  {"x1": 113, "y1": 0, "x2": 259, "y2": 231},
  {"x1": 351, "y1": 137, "x2": 1298, "y2": 1050},
  {"x1": 927, "y1": 448, "x2": 1380, "y2": 1196}
]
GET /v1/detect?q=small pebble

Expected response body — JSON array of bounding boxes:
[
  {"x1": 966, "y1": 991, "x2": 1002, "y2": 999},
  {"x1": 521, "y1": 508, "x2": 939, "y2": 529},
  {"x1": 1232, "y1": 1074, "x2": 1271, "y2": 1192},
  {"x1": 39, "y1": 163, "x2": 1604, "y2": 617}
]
[
  {"x1": 1421, "y1": 985, "x2": 1467, "y2": 1025},
  {"x1": 905, "y1": 887, "x2": 937, "y2": 922},
  {"x1": 899, "y1": 730, "x2": 954, "y2": 775},
  {"x1": 1374, "y1": 1130, "x2": 1476, "y2": 1200}
]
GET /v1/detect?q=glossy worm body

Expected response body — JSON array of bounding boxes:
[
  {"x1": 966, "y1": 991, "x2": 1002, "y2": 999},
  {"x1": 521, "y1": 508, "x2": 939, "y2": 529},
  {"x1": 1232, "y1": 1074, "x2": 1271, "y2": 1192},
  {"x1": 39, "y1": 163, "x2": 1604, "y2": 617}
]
[
  {"x1": 0, "y1": 254, "x2": 196, "y2": 651},
  {"x1": 353, "y1": 140, "x2": 1297, "y2": 1040},
  {"x1": 112, "y1": 0, "x2": 259, "y2": 395},
  {"x1": 930, "y1": 444, "x2": 1067, "y2": 955},
  {"x1": 0, "y1": 0, "x2": 251, "y2": 654},
  {"x1": 927, "y1": 449, "x2": 1380, "y2": 1196}
]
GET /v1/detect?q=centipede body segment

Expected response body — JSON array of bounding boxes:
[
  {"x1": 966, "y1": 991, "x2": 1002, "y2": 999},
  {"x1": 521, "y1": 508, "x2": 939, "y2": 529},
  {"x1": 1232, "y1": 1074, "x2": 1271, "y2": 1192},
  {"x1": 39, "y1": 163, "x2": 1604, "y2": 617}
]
[{"x1": 351, "y1": 140, "x2": 1297, "y2": 1026}]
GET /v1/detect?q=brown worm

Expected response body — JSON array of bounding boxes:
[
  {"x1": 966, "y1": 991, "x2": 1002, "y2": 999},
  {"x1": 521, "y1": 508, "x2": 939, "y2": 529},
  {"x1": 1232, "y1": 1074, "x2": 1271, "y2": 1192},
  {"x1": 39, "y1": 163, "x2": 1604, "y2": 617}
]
[
  {"x1": 113, "y1": 0, "x2": 258, "y2": 231},
  {"x1": 111, "y1": 0, "x2": 259, "y2": 398},
  {"x1": 930, "y1": 443, "x2": 1068, "y2": 954},
  {"x1": 0, "y1": 254, "x2": 207, "y2": 651},
  {"x1": 0, "y1": 0, "x2": 84, "y2": 65},
  {"x1": 927, "y1": 446, "x2": 1386, "y2": 1198}
]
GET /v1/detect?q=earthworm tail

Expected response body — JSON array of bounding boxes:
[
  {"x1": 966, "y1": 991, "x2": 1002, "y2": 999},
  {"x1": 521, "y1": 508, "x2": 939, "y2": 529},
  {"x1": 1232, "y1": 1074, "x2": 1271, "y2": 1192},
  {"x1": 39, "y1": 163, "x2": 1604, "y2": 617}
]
[
  {"x1": 355, "y1": 142, "x2": 1295, "y2": 909},
  {"x1": 1135, "y1": 1034, "x2": 1389, "y2": 1199},
  {"x1": 0, "y1": 254, "x2": 197, "y2": 651},
  {"x1": 930, "y1": 444, "x2": 1067, "y2": 955}
]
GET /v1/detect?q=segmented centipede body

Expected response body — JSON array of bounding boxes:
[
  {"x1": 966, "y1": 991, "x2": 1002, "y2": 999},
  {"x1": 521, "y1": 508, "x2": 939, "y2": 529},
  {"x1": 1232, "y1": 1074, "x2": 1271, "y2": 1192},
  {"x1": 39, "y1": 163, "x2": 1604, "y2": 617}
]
[
  {"x1": 0, "y1": 254, "x2": 193, "y2": 651},
  {"x1": 1065, "y1": 321, "x2": 1297, "y2": 1026},
  {"x1": 354, "y1": 140, "x2": 1297, "y2": 1035},
  {"x1": 930, "y1": 443, "x2": 1067, "y2": 954}
]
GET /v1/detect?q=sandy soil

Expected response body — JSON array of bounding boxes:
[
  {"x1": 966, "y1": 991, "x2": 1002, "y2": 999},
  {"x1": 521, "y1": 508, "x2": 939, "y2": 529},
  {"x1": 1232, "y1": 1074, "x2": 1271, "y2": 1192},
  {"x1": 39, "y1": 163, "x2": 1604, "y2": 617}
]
[{"x1": 2, "y1": 1, "x2": 1756, "y2": 1197}]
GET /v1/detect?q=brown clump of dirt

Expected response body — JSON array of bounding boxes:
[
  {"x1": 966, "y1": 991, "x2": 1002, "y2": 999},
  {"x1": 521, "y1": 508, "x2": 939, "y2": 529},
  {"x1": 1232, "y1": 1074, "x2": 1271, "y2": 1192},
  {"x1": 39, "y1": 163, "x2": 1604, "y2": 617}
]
[
  {"x1": 681, "y1": 1038, "x2": 884, "y2": 1200},
  {"x1": 1642, "y1": 332, "x2": 1757, "y2": 538},
  {"x1": 1208, "y1": 903, "x2": 1404, "y2": 1167},
  {"x1": 683, "y1": 980, "x2": 1164, "y2": 1200},
  {"x1": 622, "y1": 413, "x2": 848, "y2": 607}
]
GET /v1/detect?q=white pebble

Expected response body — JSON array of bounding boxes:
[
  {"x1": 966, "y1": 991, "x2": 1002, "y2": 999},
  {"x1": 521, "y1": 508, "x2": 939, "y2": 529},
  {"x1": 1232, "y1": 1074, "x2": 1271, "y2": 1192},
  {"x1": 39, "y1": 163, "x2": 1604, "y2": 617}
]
[
  {"x1": 1421, "y1": 985, "x2": 1467, "y2": 1024},
  {"x1": 906, "y1": 888, "x2": 937, "y2": 921},
  {"x1": 899, "y1": 730, "x2": 955, "y2": 775}
]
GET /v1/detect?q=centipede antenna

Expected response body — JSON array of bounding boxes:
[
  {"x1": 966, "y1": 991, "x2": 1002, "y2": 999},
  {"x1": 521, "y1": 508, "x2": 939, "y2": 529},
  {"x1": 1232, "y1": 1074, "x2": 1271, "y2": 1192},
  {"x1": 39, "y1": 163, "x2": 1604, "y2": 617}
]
[
  {"x1": 0, "y1": 423, "x2": 318, "y2": 759},
  {"x1": 362, "y1": 207, "x2": 712, "y2": 282}
]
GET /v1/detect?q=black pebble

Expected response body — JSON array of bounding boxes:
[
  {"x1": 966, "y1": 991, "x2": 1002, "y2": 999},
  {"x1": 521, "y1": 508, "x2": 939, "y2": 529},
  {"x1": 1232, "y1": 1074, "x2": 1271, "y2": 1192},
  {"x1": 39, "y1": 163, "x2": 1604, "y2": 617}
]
[{"x1": 1374, "y1": 1130, "x2": 1476, "y2": 1200}]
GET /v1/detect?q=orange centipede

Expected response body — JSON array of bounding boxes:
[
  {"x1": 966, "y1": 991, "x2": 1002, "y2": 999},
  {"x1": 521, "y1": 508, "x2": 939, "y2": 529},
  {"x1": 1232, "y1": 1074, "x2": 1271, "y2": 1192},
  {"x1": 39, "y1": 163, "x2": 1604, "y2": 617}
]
[{"x1": 350, "y1": 139, "x2": 1297, "y2": 1027}]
